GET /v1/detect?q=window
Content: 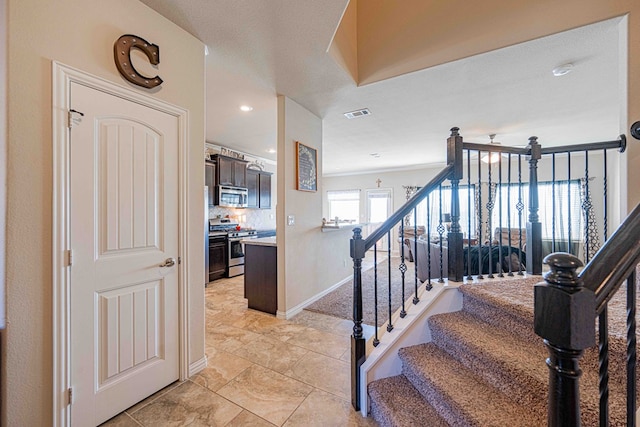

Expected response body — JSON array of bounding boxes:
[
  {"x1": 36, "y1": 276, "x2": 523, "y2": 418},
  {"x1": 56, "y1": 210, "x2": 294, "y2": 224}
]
[
  {"x1": 411, "y1": 185, "x2": 476, "y2": 238},
  {"x1": 327, "y1": 190, "x2": 360, "y2": 222},
  {"x1": 491, "y1": 180, "x2": 583, "y2": 241}
]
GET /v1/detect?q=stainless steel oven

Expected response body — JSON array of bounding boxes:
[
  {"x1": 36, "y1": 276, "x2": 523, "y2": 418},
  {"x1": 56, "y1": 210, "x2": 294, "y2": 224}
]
[
  {"x1": 209, "y1": 218, "x2": 257, "y2": 279},
  {"x1": 227, "y1": 232, "x2": 257, "y2": 277}
]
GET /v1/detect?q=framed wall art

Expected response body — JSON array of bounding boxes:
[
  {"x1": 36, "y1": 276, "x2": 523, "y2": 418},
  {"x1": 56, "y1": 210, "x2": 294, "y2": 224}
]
[{"x1": 296, "y1": 141, "x2": 317, "y2": 192}]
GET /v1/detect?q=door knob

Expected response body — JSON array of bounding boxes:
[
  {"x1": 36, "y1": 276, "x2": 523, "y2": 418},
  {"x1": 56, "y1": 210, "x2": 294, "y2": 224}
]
[{"x1": 159, "y1": 257, "x2": 176, "y2": 268}]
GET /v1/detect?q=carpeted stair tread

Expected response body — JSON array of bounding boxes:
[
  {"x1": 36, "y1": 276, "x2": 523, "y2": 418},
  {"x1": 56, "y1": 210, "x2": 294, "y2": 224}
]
[
  {"x1": 399, "y1": 343, "x2": 545, "y2": 426},
  {"x1": 367, "y1": 274, "x2": 639, "y2": 426},
  {"x1": 428, "y1": 310, "x2": 548, "y2": 407},
  {"x1": 368, "y1": 375, "x2": 449, "y2": 427},
  {"x1": 459, "y1": 277, "x2": 540, "y2": 342},
  {"x1": 427, "y1": 309, "x2": 631, "y2": 426}
]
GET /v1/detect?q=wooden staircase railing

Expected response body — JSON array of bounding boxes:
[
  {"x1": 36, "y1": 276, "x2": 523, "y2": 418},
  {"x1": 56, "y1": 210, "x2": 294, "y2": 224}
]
[
  {"x1": 534, "y1": 202, "x2": 640, "y2": 426},
  {"x1": 350, "y1": 127, "x2": 627, "y2": 412}
]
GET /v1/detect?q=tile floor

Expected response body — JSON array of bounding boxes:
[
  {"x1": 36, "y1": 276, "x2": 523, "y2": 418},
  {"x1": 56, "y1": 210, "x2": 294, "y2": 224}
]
[{"x1": 101, "y1": 275, "x2": 377, "y2": 426}]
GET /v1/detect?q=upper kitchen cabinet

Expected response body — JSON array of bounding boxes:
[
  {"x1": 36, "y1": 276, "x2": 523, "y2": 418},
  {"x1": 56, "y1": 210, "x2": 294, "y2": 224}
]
[
  {"x1": 246, "y1": 169, "x2": 272, "y2": 209},
  {"x1": 213, "y1": 154, "x2": 248, "y2": 188},
  {"x1": 205, "y1": 161, "x2": 215, "y2": 206}
]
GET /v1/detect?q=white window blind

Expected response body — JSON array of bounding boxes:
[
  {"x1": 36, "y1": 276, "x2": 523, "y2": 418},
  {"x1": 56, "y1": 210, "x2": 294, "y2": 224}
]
[
  {"x1": 412, "y1": 185, "x2": 476, "y2": 238},
  {"x1": 327, "y1": 189, "x2": 360, "y2": 222},
  {"x1": 492, "y1": 180, "x2": 582, "y2": 241}
]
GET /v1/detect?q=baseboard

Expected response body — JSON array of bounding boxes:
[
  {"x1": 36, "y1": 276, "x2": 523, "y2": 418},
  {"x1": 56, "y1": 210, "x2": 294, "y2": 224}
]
[
  {"x1": 278, "y1": 273, "x2": 354, "y2": 320},
  {"x1": 188, "y1": 355, "x2": 207, "y2": 377},
  {"x1": 277, "y1": 259, "x2": 391, "y2": 320}
]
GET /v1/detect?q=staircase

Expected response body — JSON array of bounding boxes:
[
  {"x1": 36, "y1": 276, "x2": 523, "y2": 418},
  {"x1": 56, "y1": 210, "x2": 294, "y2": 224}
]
[{"x1": 368, "y1": 276, "x2": 634, "y2": 426}]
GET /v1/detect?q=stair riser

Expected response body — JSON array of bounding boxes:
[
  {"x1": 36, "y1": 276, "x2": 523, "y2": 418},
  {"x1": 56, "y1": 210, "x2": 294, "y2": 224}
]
[
  {"x1": 401, "y1": 362, "x2": 477, "y2": 426},
  {"x1": 429, "y1": 319, "x2": 549, "y2": 408},
  {"x1": 462, "y1": 292, "x2": 537, "y2": 342}
]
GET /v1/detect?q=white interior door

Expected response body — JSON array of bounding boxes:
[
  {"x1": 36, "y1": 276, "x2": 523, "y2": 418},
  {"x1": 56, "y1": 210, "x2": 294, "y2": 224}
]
[{"x1": 69, "y1": 82, "x2": 179, "y2": 425}]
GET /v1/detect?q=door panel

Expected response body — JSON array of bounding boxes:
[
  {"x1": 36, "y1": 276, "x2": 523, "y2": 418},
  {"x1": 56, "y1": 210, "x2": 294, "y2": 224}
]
[
  {"x1": 70, "y1": 82, "x2": 179, "y2": 425},
  {"x1": 100, "y1": 119, "x2": 161, "y2": 254},
  {"x1": 96, "y1": 280, "x2": 162, "y2": 388}
]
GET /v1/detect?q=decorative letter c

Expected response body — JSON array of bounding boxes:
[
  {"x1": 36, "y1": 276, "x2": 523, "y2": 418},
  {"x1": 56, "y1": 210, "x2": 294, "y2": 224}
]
[{"x1": 114, "y1": 34, "x2": 163, "y2": 89}]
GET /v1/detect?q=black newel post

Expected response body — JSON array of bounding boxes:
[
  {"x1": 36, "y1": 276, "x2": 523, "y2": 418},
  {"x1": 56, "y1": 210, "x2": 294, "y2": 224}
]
[
  {"x1": 527, "y1": 136, "x2": 543, "y2": 275},
  {"x1": 350, "y1": 227, "x2": 366, "y2": 410},
  {"x1": 534, "y1": 253, "x2": 596, "y2": 427},
  {"x1": 447, "y1": 127, "x2": 464, "y2": 282}
]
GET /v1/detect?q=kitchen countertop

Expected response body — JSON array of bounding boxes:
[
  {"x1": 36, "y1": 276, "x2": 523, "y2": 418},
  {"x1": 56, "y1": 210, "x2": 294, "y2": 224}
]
[{"x1": 243, "y1": 236, "x2": 276, "y2": 247}]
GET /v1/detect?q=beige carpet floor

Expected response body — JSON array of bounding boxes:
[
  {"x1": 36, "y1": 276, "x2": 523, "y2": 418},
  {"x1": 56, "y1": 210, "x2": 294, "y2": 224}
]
[
  {"x1": 369, "y1": 266, "x2": 640, "y2": 426},
  {"x1": 304, "y1": 257, "x2": 424, "y2": 326}
]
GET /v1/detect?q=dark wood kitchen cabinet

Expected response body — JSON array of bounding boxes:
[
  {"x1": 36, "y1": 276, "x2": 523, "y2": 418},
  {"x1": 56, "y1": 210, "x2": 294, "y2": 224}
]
[
  {"x1": 208, "y1": 235, "x2": 227, "y2": 282},
  {"x1": 213, "y1": 154, "x2": 247, "y2": 188},
  {"x1": 244, "y1": 243, "x2": 277, "y2": 314},
  {"x1": 246, "y1": 169, "x2": 272, "y2": 209},
  {"x1": 205, "y1": 161, "x2": 215, "y2": 206}
]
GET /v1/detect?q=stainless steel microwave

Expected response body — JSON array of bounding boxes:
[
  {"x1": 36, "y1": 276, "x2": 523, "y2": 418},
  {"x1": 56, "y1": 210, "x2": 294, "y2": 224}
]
[{"x1": 216, "y1": 185, "x2": 248, "y2": 208}]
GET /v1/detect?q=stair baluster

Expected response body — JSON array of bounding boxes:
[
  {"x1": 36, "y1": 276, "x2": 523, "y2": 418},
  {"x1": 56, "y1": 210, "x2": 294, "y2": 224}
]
[
  {"x1": 626, "y1": 269, "x2": 637, "y2": 427},
  {"x1": 413, "y1": 210, "x2": 420, "y2": 304},
  {"x1": 507, "y1": 153, "x2": 514, "y2": 276},
  {"x1": 399, "y1": 223, "x2": 407, "y2": 318},
  {"x1": 466, "y1": 149, "x2": 473, "y2": 280},
  {"x1": 598, "y1": 305, "x2": 610, "y2": 425},
  {"x1": 497, "y1": 154, "x2": 504, "y2": 277},
  {"x1": 517, "y1": 154, "x2": 524, "y2": 275}
]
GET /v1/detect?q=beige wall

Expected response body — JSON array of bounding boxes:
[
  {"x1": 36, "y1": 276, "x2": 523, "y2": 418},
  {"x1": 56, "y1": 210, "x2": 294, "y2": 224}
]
[
  {"x1": 3, "y1": 0, "x2": 205, "y2": 424},
  {"x1": 349, "y1": 0, "x2": 640, "y2": 212},
  {"x1": 277, "y1": 96, "x2": 352, "y2": 316}
]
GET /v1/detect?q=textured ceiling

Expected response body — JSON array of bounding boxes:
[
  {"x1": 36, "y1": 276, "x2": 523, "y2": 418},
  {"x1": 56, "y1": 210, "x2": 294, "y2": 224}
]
[{"x1": 139, "y1": 1, "x2": 621, "y2": 175}]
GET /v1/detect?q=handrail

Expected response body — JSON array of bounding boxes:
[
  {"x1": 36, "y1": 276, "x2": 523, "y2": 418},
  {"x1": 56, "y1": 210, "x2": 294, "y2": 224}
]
[
  {"x1": 540, "y1": 135, "x2": 626, "y2": 155},
  {"x1": 580, "y1": 201, "x2": 640, "y2": 313},
  {"x1": 463, "y1": 135, "x2": 626, "y2": 156},
  {"x1": 362, "y1": 164, "x2": 454, "y2": 252},
  {"x1": 462, "y1": 142, "x2": 530, "y2": 155}
]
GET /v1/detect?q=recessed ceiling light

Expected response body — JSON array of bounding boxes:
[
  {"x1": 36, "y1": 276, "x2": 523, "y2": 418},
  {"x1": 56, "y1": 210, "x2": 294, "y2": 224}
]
[
  {"x1": 239, "y1": 105, "x2": 253, "y2": 112},
  {"x1": 344, "y1": 108, "x2": 371, "y2": 119},
  {"x1": 552, "y1": 63, "x2": 573, "y2": 77},
  {"x1": 266, "y1": 148, "x2": 276, "y2": 154}
]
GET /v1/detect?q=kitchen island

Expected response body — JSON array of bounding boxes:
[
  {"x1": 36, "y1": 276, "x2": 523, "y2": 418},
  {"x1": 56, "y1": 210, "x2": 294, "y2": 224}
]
[{"x1": 243, "y1": 237, "x2": 277, "y2": 314}]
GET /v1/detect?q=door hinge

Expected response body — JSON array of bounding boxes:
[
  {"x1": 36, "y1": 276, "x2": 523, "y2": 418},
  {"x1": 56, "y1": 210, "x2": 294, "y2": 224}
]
[
  {"x1": 68, "y1": 109, "x2": 84, "y2": 128},
  {"x1": 68, "y1": 387, "x2": 73, "y2": 405},
  {"x1": 178, "y1": 256, "x2": 182, "y2": 265},
  {"x1": 66, "y1": 249, "x2": 73, "y2": 267}
]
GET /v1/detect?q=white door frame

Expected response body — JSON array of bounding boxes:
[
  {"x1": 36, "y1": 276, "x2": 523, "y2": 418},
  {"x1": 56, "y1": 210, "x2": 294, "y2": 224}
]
[{"x1": 51, "y1": 61, "x2": 190, "y2": 426}]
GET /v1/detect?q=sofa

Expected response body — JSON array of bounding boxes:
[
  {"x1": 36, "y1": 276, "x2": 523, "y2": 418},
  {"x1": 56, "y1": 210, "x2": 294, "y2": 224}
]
[{"x1": 405, "y1": 237, "x2": 526, "y2": 282}]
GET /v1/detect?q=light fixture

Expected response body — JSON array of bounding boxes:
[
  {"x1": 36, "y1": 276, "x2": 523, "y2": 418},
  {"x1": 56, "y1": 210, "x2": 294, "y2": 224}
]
[
  {"x1": 481, "y1": 134, "x2": 507, "y2": 164},
  {"x1": 239, "y1": 105, "x2": 253, "y2": 112},
  {"x1": 552, "y1": 63, "x2": 573, "y2": 77},
  {"x1": 266, "y1": 148, "x2": 276, "y2": 154}
]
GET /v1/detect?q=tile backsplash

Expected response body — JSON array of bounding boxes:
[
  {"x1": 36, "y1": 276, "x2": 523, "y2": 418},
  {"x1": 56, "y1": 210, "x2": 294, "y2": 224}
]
[{"x1": 209, "y1": 205, "x2": 276, "y2": 230}]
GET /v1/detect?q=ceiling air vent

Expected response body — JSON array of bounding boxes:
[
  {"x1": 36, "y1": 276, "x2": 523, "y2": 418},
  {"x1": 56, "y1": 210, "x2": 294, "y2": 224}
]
[{"x1": 344, "y1": 108, "x2": 371, "y2": 119}]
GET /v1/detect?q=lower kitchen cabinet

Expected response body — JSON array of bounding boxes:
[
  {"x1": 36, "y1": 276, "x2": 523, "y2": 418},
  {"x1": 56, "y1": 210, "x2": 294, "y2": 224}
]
[
  {"x1": 244, "y1": 242, "x2": 277, "y2": 314},
  {"x1": 209, "y1": 236, "x2": 227, "y2": 282}
]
